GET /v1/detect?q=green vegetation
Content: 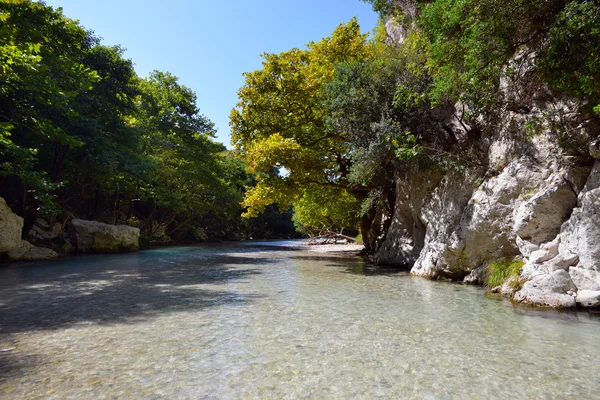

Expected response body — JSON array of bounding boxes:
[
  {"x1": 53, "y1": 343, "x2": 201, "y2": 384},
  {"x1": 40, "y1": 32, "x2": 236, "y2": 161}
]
[
  {"x1": 0, "y1": 0, "x2": 295, "y2": 242},
  {"x1": 3, "y1": 0, "x2": 600, "y2": 246},
  {"x1": 483, "y1": 259, "x2": 525, "y2": 289},
  {"x1": 232, "y1": 0, "x2": 600, "y2": 246}
]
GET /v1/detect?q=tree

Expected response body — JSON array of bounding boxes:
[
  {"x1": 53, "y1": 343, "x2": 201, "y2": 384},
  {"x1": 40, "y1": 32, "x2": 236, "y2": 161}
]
[{"x1": 231, "y1": 19, "x2": 377, "y2": 243}]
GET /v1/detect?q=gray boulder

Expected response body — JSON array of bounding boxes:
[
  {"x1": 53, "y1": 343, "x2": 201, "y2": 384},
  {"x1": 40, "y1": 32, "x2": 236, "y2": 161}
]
[
  {"x1": 514, "y1": 269, "x2": 577, "y2": 308},
  {"x1": 8, "y1": 239, "x2": 58, "y2": 261},
  {"x1": 70, "y1": 219, "x2": 140, "y2": 253}
]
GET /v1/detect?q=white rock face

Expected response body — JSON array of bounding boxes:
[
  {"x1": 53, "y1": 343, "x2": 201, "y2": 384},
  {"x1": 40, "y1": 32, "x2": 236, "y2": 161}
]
[
  {"x1": 559, "y1": 162, "x2": 600, "y2": 272},
  {"x1": 513, "y1": 179, "x2": 577, "y2": 245},
  {"x1": 0, "y1": 197, "x2": 24, "y2": 254},
  {"x1": 372, "y1": 116, "x2": 599, "y2": 307},
  {"x1": 70, "y1": 219, "x2": 140, "y2": 253},
  {"x1": 569, "y1": 267, "x2": 600, "y2": 291}
]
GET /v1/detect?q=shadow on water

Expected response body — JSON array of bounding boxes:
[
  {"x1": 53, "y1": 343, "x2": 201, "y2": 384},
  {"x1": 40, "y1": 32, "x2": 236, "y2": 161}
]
[
  {"x1": 288, "y1": 254, "x2": 407, "y2": 276},
  {"x1": 0, "y1": 249, "x2": 272, "y2": 335}
]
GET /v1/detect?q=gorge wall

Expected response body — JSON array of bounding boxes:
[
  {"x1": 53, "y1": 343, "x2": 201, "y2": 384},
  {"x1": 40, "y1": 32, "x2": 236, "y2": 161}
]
[{"x1": 370, "y1": 45, "x2": 600, "y2": 308}]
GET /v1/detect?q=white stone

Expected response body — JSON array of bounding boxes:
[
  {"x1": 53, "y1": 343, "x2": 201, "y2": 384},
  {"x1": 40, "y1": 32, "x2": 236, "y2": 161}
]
[
  {"x1": 575, "y1": 290, "x2": 600, "y2": 308},
  {"x1": 513, "y1": 269, "x2": 577, "y2": 308},
  {"x1": 569, "y1": 267, "x2": 600, "y2": 291}
]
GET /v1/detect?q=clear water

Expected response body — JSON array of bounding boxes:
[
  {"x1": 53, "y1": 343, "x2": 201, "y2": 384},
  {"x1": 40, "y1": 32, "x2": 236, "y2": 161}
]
[{"x1": 1, "y1": 241, "x2": 599, "y2": 399}]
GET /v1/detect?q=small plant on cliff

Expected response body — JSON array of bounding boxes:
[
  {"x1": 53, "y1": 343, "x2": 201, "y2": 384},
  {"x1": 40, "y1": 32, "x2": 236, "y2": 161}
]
[{"x1": 484, "y1": 259, "x2": 525, "y2": 289}]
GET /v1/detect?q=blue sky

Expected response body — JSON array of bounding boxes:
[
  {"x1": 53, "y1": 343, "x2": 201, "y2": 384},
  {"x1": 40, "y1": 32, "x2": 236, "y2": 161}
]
[{"x1": 44, "y1": 0, "x2": 378, "y2": 147}]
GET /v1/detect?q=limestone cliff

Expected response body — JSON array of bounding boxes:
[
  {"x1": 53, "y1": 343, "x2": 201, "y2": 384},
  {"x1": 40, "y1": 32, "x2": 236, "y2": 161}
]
[{"x1": 371, "y1": 9, "x2": 600, "y2": 308}]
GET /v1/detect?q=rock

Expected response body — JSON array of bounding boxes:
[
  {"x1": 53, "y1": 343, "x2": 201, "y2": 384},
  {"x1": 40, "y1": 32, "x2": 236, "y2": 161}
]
[
  {"x1": 44, "y1": 235, "x2": 73, "y2": 256},
  {"x1": 0, "y1": 197, "x2": 24, "y2": 254},
  {"x1": 34, "y1": 218, "x2": 50, "y2": 230},
  {"x1": 7, "y1": 239, "x2": 34, "y2": 259},
  {"x1": 575, "y1": 290, "x2": 600, "y2": 308},
  {"x1": 51, "y1": 222, "x2": 62, "y2": 236},
  {"x1": 514, "y1": 269, "x2": 577, "y2": 308},
  {"x1": 569, "y1": 267, "x2": 600, "y2": 291},
  {"x1": 528, "y1": 249, "x2": 554, "y2": 264},
  {"x1": 194, "y1": 227, "x2": 208, "y2": 242},
  {"x1": 149, "y1": 220, "x2": 168, "y2": 240},
  {"x1": 463, "y1": 265, "x2": 485, "y2": 285},
  {"x1": 69, "y1": 219, "x2": 140, "y2": 253},
  {"x1": 513, "y1": 179, "x2": 577, "y2": 245},
  {"x1": 516, "y1": 237, "x2": 540, "y2": 258},
  {"x1": 7, "y1": 240, "x2": 58, "y2": 261},
  {"x1": 19, "y1": 244, "x2": 58, "y2": 261},
  {"x1": 540, "y1": 236, "x2": 560, "y2": 254},
  {"x1": 559, "y1": 162, "x2": 600, "y2": 271},
  {"x1": 543, "y1": 253, "x2": 579, "y2": 271}
]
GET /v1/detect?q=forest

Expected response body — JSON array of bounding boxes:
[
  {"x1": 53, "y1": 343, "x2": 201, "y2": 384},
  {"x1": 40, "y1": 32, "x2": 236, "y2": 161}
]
[
  {"x1": 0, "y1": 0, "x2": 297, "y2": 244},
  {"x1": 2, "y1": 0, "x2": 599, "y2": 250}
]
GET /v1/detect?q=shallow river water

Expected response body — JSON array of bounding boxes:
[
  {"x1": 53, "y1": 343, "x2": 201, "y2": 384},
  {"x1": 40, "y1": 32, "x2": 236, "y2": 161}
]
[{"x1": 1, "y1": 241, "x2": 600, "y2": 399}]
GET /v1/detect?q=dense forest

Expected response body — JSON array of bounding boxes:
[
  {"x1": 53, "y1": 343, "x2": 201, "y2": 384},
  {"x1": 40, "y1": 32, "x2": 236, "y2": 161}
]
[{"x1": 0, "y1": 0, "x2": 297, "y2": 244}]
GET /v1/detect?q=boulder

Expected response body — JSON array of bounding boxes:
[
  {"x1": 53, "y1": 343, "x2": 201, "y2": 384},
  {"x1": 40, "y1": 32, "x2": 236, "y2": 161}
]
[
  {"x1": 7, "y1": 239, "x2": 34, "y2": 259},
  {"x1": 0, "y1": 197, "x2": 24, "y2": 254},
  {"x1": 193, "y1": 227, "x2": 209, "y2": 242},
  {"x1": 69, "y1": 219, "x2": 140, "y2": 253},
  {"x1": 513, "y1": 269, "x2": 577, "y2": 308},
  {"x1": 513, "y1": 179, "x2": 577, "y2": 245},
  {"x1": 569, "y1": 267, "x2": 600, "y2": 291},
  {"x1": 7, "y1": 239, "x2": 58, "y2": 261},
  {"x1": 575, "y1": 290, "x2": 600, "y2": 308},
  {"x1": 463, "y1": 265, "x2": 485, "y2": 285},
  {"x1": 19, "y1": 243, "x2": 58, "y2": 261}
]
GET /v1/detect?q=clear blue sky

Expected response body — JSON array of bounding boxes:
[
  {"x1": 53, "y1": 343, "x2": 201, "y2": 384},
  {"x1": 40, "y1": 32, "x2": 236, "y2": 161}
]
[{"x1": 44, "y1": 0, "x2": 378, "y2": 148}]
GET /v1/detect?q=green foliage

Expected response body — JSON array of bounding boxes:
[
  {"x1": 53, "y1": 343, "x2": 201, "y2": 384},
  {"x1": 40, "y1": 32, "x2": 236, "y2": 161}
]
[
  {"x1": 0, "y1": 0, "x2": 295, "y2": 241},
  {"x1": 231, "y1": 19, "x2": 374, "y2": 234},
  {"x1": 292, "y1": 187, "x2": 361, "y2": 236},
  {"x1": 483, "y1": 259, "x2": 525, "y2": 288},
  {"x1": 538, "y1": 1, "x2": 600, "y2": 111}
]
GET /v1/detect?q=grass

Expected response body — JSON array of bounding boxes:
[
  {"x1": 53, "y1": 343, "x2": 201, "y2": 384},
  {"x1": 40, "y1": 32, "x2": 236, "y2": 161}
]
[
  {"x1": 354, "y1": 234, "x2": 363, "y2": 244},
  {"x1": 483, "y1": 259, "x2": 525, "y2": 288}
]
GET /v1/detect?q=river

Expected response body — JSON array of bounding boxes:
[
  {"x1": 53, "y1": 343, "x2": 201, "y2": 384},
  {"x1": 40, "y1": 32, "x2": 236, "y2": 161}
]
[{"x1": 1, "y1": 241, "x2": 599, "y2": 399}]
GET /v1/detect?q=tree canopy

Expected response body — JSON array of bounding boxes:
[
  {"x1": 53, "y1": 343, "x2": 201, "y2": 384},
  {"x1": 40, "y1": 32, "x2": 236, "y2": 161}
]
[{"x1": 0, "y1": 0, "x2": 296, "y2": 242}]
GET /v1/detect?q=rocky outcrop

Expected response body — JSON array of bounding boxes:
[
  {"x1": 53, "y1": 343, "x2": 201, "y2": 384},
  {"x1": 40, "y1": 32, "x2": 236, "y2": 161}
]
[
  {"x1": 0, "y1": 197, "x2": 24, "y2": 254},
  {"x1": 0, "y1": 198, "x2": 60, "y2": 261},
  {"x1": 371, "y1": 86, "x2": 600, "y2": 307},
  {"x1": 69, "y1": 219, "x2": 140, "y2": 253}
]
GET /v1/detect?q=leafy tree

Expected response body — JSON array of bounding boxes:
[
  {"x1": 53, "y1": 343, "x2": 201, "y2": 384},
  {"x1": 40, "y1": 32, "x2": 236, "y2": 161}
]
[
  {"x1": 231, "y1": 19, "x2": 376, "y2": 243},
  {"x1": 0, "y1": 0, "x2": 98, "y2": 214}
]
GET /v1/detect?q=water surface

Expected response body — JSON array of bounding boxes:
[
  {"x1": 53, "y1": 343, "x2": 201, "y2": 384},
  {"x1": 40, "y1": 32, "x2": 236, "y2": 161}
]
[{"x1": 1, "y1": 242, "x2": 599, "y2": 399}]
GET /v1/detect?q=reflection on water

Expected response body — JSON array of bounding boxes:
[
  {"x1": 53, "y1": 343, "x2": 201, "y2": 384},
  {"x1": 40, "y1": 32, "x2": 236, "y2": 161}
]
[{"x1": 1, "y1": 242, "x2": 599, "y2": 399}]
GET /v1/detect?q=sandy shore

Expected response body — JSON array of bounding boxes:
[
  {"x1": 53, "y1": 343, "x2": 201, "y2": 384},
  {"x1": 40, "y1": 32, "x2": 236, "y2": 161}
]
[{"x1": 301, "y1": 243, "x2": 364, "y2": 254}]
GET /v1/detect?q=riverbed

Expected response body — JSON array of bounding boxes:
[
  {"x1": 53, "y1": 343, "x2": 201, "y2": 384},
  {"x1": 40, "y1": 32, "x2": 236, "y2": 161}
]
[{"x1": 1, "y1": 241, "x2": 599, "y2": 399}]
